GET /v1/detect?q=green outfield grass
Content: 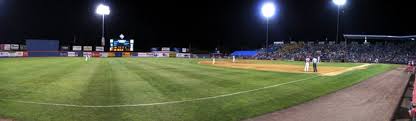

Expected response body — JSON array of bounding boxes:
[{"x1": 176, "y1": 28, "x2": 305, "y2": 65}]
[{"x1": 0, "y1": 58, "x2": 397, "y2": 121}]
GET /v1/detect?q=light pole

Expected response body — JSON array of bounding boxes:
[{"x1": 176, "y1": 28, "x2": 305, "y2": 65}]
[
  {"x1": 333, "y1": 0, "x2": 346, "y2": 61},
  {"x1": 261, "y1": 2, "x2": 276, "y2": 58},
  {"x1": 96, "y1": 4, "x2": 110, "y2": 46},
  {"x1": 332, "y1": 0, "x2": 346, "y2": 42}
]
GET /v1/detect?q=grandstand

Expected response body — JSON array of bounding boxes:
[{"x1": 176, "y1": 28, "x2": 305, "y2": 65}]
[{"x1": 252, "y1": 34, "x2": 416, "y2": 64}]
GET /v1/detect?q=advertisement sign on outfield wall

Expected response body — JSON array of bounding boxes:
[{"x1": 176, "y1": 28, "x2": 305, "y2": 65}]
[
  {"x1": 95, "y1": 46, "x2": 104, "y2": 52},
  {"x1": 68, "y1": 52, "x2": 77, "y2": 57},
  {"x1": 161, "y1": 47, "x2": 170, "y2": 51},
  {"x1": 3, "y1": 44, "x2": 11, "y2": 51},
  {"x1": 8, "y1": 52, "x2": 17, "y2": 57},
  {"x1": 133, "y1": 52, "x2": 155, "y2": 57},
  {"x1": 136, "y1": 53, "x2": 147, "y2": 57},
  {"x1": 11, "y1": 44, "x2": 19, "y2": 50},
  {"x1": 131, "y1": 52, "x2": 138, "y2": 57},
  {"x1": 101, "y1": 52, "x2": 108, "y2": 57},
  {"x1": 108, "y1": 52, "x2": 115, "y2": 57},
  {"x1": 176, "y1": 53, "x2": 191, "y2": 58},
  {"x1": 0, "y1": 44, "x2": 4, "y2": 50},
  {"x1": 182, "y1": 48, "x2": 188, "y2": 53},
  {"x1": 92, "y1": 52, "x2": 101, "y2": 57},
  {"x1": 83, "y1": 52, "x2": 92, "y2": 57},
  {"x1": 123, "y1": 52, "x2": 131, "y2": 57},
  {"x1": 83, "y1": 46, "x2": 93, "y2": 51},
  {"x1": 153, "y1": 51, "x2": 170, "y2": 58},
  {"x1": 16, "y1": 52, "x2": 24, "y2": 57},
  {"x1": 0, "y1": 52, "x2": 10, "y2": 57},
  {"x1": 73, "y1": 46, "x2": 82, "y2": 51},
  {"x1": 60, "y1": 52, "x2": 68, "y2": 57},
  {"x1": 169, "y1": 52, "x2": 176, "y2": 58},
  {"x1": 23, "y1": 52, "x2": 29, "y2": 57},
  {"x1": 61, "y1": 46, "x2": 70, "y2": 51}
]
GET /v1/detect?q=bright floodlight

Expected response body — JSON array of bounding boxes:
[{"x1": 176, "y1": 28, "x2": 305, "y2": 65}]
[
  {"x1": 333, "y1": 0, "x2": 346, "y2": 6},
  {"x1": 96, "y1": 4, "x2": 110, "y2": 15},
  {"x1": 261, "y1": 2, "x2": 276, "y2": 18}
]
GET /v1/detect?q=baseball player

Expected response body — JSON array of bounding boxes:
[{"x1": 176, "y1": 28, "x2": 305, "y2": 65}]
[
  {"x1": 85, "y1": 54, "x2": 89, "y2": 61},
  {"x1": 304, "y1": 57, "x2": 310, "y2": 72}
]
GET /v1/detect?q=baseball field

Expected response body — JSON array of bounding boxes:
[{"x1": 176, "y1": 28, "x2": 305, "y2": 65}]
[{"x1": 0, "y1": 58, "x2": 397, "y2": 121}]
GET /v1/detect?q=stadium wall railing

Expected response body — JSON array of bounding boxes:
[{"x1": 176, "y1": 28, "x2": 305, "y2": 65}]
[{"x1": 0, "y1": 51, "x2": 191, "y2": 58}]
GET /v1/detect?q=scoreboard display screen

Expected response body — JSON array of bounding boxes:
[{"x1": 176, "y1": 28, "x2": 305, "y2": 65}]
[{"x1": 110, "y1": 39, "x2": 134, "y2": 52}]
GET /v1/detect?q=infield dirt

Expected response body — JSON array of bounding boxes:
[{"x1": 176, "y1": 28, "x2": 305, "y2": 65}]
[
  {"x1": 199, "y1": 61, "x2": 370, "y2": 76},
  {"x1": 0, "y1": 119, "x2": 13, "y2": 121}
]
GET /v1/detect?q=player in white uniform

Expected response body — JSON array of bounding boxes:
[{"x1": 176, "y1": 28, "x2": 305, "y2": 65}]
[
  {"x1": 85, "y1": 53, "x2": 91, "y2": 62},
  {"x1": 85, "y1": 55, "x2": 89, "y2": 61},
  {"x1": 304, "y1": 57, "x2": 310, "y2": 72}
]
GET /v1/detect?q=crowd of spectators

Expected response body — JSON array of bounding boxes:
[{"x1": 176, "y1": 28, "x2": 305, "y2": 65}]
[{"x1": 256, "y1": 42, "x2": 416, "y2": 64}]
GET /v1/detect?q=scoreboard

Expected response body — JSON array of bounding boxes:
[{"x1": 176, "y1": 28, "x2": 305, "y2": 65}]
[{"x1": 110, "y1": 34, "x2": 134, "y2": 52}]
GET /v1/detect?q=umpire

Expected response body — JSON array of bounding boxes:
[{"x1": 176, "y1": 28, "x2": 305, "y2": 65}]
[{"x1": 312, "y1": 57, "x2": 318, "y2": 72}]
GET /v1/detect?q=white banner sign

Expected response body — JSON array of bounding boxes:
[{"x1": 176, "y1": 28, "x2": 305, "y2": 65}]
[
  {"x1": 135, "y1": 52, "x2": 154, "y2": 57},
  {"x1": 154, "y1": 51, "x2": 169, "y2": 58},
  {"x1": 15, "y1": 52, "x2": 24, "y2": 57},
  {"x1": 3, "y1": 44, "x2": 11, "y2": 51},
  {"x1": 83, "y1": 46, "x2": 93, "y2": 51},
  {"x1": 73, "y1": 46, "x2": 82, "y2": 51},
  {"x1": 8, "y1": 52, "x2": 17, "y2": 57},
  {"x1": 176, "y1": 53, "x2": 191, "y2": 58},
  {"x1": 161, "y1": 47, "x2": 170, "y2": 51},
  {"x1": 182, "y1": 48, "x2": 188, "y2": 53},
  {"x1": 95, "y1": 46, "x2": 104, "y2": 52},
  {"x1": 83, "y1": 52, "x2": 92, "y2": 56},
  {"x1": 68, "y1": 52, "x2": 77, "y2": 57},
  {"x1": 0, "y1": 52, "x2": 10, "y2": 57},
  {"x1": 11, "y1": 44, "x2": 19, "y2": 50},
  {"x1": 274, "y1": 41, "x2": 284, "y2": 45},
  {"x1": 101, "y1": 52, "x2": 108, "y2": 57}
]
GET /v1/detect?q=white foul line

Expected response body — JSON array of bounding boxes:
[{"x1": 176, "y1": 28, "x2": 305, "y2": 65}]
[{"x1": 0, "y1": 76, "x2": 320, "y2": 108}]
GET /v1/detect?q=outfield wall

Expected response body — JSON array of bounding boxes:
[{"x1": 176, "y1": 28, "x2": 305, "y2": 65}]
[
  {"x1": 0, "y1": 51, "x2": 191, "y2": 58},
  {"x1": 0, "y1": 51, "x2": 28, "y2": 58},
  {"x1": 26, "y1": 40, "x2": 60, "y2": 57}
]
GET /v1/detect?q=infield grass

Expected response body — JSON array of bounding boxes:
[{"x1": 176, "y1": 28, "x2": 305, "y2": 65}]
[{"x1": 0, "y1": 58, "x2": 397, "y2": 121}]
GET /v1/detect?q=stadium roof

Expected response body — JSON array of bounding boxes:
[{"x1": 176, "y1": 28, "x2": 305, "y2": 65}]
[{"x1": 344, "y1": 34, "x2": 416, "y2": 41}]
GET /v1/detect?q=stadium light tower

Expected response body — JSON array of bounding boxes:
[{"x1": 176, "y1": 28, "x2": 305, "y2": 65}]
[
  {"x1": 333, "y1": 0, "x2": 346, "y2": 42},
  {"x1": 261, "y1": 2, "x2": 276, "y2": 58},
  {"x1": 96, "y1": 4, "x2": 110, "y2": 46}
]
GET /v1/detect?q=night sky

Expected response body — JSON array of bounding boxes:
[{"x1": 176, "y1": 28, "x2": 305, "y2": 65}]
[{"x1": 0, "y1": 0, "x2": 415, "y2": 52}]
